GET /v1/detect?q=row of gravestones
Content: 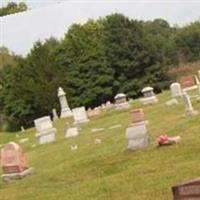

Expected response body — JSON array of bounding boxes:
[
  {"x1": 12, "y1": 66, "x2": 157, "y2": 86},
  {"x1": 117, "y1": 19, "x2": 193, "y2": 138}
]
[
  {"x1": 169, "y1": 73, "x2": 200, "y2": 117},
  {"x1": 1, "y1": 108, "x2": 200, "y2": 199}
]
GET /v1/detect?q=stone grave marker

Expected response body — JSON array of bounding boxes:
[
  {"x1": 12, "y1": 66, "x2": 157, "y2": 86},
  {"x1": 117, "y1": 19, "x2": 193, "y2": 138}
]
[
  {"x1": 57, "y1": 87, "x2": 72, "y2": 118},
  {"x1": 170, "y1": 82, "x2": 182, "y2": 98},
  {"x1": 125, "y1": 108, "x2": 149, "y2": 150},
  {"x1": 140, "y1": 87, "x2": 158, "y2": 105},
  {"x1": 65, "y1": 127, "x2": 79, "y2": 138},
  {"x1": 1, "y1": 142, "x2": 33, "y2": 181},
  {"x1": 172, "y1": 178, "x2": 200, "y2": 200},
  {"x1": 182, "y1": 92, "x2": 198, "y2": 117},
  {"x1": 130, "y1": 109, "x2": 144, "y2": 124},
  {"x1": 52, "y1": 108, "x2": 59, "y2": 121},
  {"x1": 34, "y1": 116, "x2": 57, "y2": 144},
  {"x1": 114, "y1": 93, "x2": 130, "y2": 110},
  {"x1": 180, "y1": 75, "x2": 196, "y2": 90},
  {"x1": 72, "y1": 107, "x2": 89, "y2": 125},
  {"x1": 87, "y1": 107, "x2": 101, "y2": 118}
]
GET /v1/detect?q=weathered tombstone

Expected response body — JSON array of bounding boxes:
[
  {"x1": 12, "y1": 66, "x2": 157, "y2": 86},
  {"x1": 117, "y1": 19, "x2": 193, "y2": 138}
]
[
  {"x1": 65, "y1": 127, "x2": 79, "y2": 138},
  {"x1": 180, "y1": 75, "x2": 196, "y2": 89},
  {"x1": 72, "y1": 107, "x2": 90, "y2": 125},
  {"x1": 172, "y1": 178, "x2": 200, "y2": 200},
  {"x1": 140, "y1": 87, "x2": 158, "y2": 105},
  {"x1": 114, "y1": 93, "x2": 130, "y2": 110},
  {"x1": 57, "y1": 87, "x2": 72, "y2": 118},
  {"x1": 1, "y1": 142, "x2": 33, "y2": 181},
  {"x1": 34, "y1": 116, "x2": 57, "y2": 144},
  {"x1": 87, "y1": 107, "x2": 101, "y2": 118},
  {"x1": 105, "y1": 101, "x2": 113, "y2": 109},
  {"x1": 20, "y1": 126, "x2": 25, "y2": 132},
  {"x1": 52, "y1": 108, "x2": 58, "y2": 121},
  {"x1": 125, "y1": 109, "x2": 149, "y2": 150},
  {"x1": 170, "y1": 83, "x2": 183, "y2": 98},
  {"x1": 182, "y1": 92, "x2": 198, "y2": 117},
  {"x1": 130, "y1": 109, "x2": 144, "y2": 124}
]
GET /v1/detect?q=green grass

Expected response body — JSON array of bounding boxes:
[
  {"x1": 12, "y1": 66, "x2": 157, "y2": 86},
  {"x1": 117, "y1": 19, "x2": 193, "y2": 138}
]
[{"x1": 0, "y1": 90, "x2": 200, "y2": 200}]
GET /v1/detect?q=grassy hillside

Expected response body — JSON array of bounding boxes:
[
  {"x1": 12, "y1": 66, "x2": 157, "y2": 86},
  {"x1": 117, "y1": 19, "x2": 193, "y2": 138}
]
[{"x1": 0, "y1": 90, "x2": 200, "y2": 200}]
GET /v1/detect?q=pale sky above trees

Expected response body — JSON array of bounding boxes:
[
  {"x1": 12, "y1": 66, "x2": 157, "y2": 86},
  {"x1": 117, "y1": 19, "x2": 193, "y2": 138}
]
[{"x1": 1, "y1": 0, "x2": 200, "y2": 55}]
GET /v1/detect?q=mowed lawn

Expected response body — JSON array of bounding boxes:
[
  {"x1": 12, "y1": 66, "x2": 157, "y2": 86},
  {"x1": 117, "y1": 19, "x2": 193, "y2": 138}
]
[{"x1": 0, "y1": 90, "x2": 200, "y2": 200}]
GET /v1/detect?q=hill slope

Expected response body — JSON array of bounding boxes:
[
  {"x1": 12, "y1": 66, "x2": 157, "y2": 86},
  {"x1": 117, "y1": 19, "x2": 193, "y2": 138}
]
[{"x1": 0, "y1": 90, "x2": 200, "y2": 200}]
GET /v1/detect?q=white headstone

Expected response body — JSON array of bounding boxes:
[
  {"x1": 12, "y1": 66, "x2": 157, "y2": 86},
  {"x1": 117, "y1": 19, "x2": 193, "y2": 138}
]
[
  {"x1": 114, "y1": 93, "x2": 130, "y2": 110},
  {"x1": 182, "y1": 92, "x2": 198, "y2": 117},
  {"x1": 72, "y1": 107, "x2": 90, "y2": 125},
  {"x1": 170, "y1": 83, "x2": 183, "y2": 98},
  {"x1": 140, "y1": 87, "x2": 158, "y2": 105},
  {"x1": 57, "y1": 87, "x2": 72, "y2": 118},
  {"x1": 65, "y1": 127, "x2": 79, "y2": 138},
  {"x1": 52, "y1": 108, "x2": 58, "y2": 121},
  {"x1": 34, "y1": 116, "x2": 57, "y2": 144}
]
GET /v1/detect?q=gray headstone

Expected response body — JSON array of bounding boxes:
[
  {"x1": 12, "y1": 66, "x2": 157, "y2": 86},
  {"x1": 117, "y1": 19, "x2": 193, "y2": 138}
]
[
  {"x1": 34, "y1": 116, "x2": 57, "y2": 144},
  {"x1": 125, "y1": 122, "x2": 149, "y2": 150}
]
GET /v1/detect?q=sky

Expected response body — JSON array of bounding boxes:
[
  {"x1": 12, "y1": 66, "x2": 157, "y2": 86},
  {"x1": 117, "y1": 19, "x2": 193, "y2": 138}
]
[{"x1": 0, "y1": 0, "x2": 200, "y2": 55}]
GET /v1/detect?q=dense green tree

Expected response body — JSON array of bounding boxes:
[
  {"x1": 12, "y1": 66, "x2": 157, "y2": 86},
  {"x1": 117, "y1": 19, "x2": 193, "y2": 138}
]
[
  {"x1": 173, "y1": 21, "x2": 200, "y2": 62},
  {"x1": 0, "y1": 14, "x2": 199, "y2": 131},
  {"x1": 1, "y1": 38, "x2": 66, "y2": 130},
  {"x1": 58, "y1": 20, "x2": 114, "y2": 108},
  {"x1": 0, "y1": 2, "x2": 28, "y2": 17}
]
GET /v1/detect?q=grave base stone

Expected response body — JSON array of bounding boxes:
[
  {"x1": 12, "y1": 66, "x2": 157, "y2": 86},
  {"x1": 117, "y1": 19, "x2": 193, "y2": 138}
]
[
  {"x1": 36, "y1": 130, "x2": 56, "y2": 144},
  {"x1": 140, "y1": 96, "x2": 158, "y2": 105},
  {"x1": 172, "y1": 178, "x2": 200, "y2": 200},
  {"x1": 65, "y1": 127, "x2": 79, "y2": 138},
  {"x1": 2, "y1": 167, "x2": 33, "y2": 182}
]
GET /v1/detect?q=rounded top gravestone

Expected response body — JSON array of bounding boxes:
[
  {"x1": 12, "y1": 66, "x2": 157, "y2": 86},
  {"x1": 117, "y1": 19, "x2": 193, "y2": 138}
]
[
  {"x1": 1, "y1": 142, "x2": 28, "y2": 174},
  {"x1": 170, "y1": 82, "x2": 182, "y2": 98}
]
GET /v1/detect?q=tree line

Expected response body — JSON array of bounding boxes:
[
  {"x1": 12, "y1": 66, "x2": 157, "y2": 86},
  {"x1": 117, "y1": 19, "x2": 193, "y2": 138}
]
[
  {"x1": 0, "y1": 14, "x2": 200, "y2": 131},
  {"x1": 0, "y1": 2, "x2": 28, "y2": 17}
]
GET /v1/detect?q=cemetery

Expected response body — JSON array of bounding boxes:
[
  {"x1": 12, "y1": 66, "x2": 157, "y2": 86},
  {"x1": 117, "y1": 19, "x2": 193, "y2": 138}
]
[
  {"x1": 0, "y1": 85, "x2": 200, "y2": 199},
  {"x1": 0, "y1": 2, "x2": 200, "y2": 199}
]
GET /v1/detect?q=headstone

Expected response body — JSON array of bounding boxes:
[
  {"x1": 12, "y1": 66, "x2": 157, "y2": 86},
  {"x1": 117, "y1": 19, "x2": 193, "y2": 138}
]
[
  {"x1": 125, "y1": 108, "x2": 149, "y2": 150},
  {"x1": 125, "y1": 122, "x2": 149, "y2": 150},
  {"x1": 52, "y1": 108, "x2": 58, "y2": 121},
  {"x1": 65, "y1": 127, "x2": 79, "y2": 138},
  {"x1": 172, "y1": 178, "x2": 200, "y2": 200},
  {"x1": 20, "y1": 126, "x2": 25, "y2": 132},
  {"x1": 130, "y1": 109, "x2": 144, "y2": 123},
  {"x1": 72, "y1": 107, "x2": 90, "y2": 125},
  {"x1": 170, "y1": 83, "x2": 183, "y2": 98},
  {"x1": 1, "y1": 142, "x2": 33, "y2": 181},
  {"x1": 87, "y1": 107, "x2": 101, "y2": 118},
  {"x1": 34, "y1": 116, "x2": 57, "y2": 144},
  {"x1": 180, "y1": 75, "x2": 196, "y2": 88},
  {"x1": 114, "y1": 93, "x2": 130, "y2": 110},
  {"x1": 182, "y1": 92, "x2": 198, "y2": 117},
  {"x1": 105, "y1": 101, "x2": 113, "y2": 109},
  {"x1": 140, "y1": 87, "x2": 158, "y2": 105},
  {"x1": 57, "y1": 87, "x2": 72, "y2": 118},
  {"x1": 166, "y1": 99, "x2": 179, "y2": 106}
]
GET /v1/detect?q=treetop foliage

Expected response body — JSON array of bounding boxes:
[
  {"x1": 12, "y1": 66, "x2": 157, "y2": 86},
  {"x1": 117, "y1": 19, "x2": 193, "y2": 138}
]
[{"x1": 0, "y1": 14, "x2": 200, "y2": 131}]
